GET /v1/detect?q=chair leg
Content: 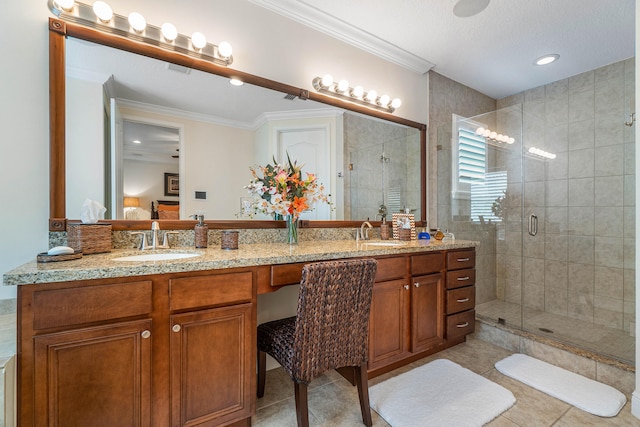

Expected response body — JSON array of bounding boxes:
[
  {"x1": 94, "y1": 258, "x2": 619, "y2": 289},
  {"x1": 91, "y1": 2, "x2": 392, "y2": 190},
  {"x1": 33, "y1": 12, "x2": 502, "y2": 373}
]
[
  {"x1": 294, "y1": 382, "x2": 309, "y2": 427},
  {"x1": 355, "y1": 363, "x2": 372, "y2": 427},
  {"x1": 257, "y1": 350, "x2": 266, "y2": 398}
]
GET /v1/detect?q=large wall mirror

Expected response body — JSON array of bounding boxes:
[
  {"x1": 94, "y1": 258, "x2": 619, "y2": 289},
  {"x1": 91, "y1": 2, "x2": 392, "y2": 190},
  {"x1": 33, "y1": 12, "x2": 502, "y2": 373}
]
[{"x1": 49, "y1": 18, "x2": 426, "y2": 231}]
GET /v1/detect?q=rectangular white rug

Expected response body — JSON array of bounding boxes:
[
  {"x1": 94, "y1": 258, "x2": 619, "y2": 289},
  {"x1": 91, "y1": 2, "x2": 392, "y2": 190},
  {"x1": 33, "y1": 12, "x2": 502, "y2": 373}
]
[
  {"x1": 369, "y1": 359, "x2": 516, "y2": 427},
  {"x1": 495, "y1": 353, "x2": 626, "y2": 417}
]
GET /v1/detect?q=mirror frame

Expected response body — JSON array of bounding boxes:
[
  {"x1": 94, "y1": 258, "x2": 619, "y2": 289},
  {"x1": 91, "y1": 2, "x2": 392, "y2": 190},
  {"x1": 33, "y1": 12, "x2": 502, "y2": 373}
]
[{"x1": 49, "y1": 17, "x2": 427, "y2": 231}]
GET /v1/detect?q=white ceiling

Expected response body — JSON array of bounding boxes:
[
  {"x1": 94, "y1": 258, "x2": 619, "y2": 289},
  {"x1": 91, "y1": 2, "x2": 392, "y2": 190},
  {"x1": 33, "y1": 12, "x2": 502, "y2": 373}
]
[{"x1": 250, "y1": 0, "x2": 635, "y2": 99}]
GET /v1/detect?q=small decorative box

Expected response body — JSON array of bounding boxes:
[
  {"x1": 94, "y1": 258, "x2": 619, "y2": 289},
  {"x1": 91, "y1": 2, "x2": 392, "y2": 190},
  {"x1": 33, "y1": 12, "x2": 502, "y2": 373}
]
[{"x1": 67, "y1": 223, "x2": 112, "y2": 254}]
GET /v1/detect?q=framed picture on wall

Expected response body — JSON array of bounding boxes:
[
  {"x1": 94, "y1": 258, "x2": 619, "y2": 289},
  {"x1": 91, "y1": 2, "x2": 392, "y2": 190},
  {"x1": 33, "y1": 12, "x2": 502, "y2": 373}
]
[{"x1": 164, "y1": 173, "x2": 179, "y2": 196}]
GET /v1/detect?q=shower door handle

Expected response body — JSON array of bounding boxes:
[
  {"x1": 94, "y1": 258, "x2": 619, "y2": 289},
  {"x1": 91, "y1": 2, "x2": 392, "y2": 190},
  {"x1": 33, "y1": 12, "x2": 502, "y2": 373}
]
[{"x1": 528, "y1": 214, "x2": 538, "y2": 236}]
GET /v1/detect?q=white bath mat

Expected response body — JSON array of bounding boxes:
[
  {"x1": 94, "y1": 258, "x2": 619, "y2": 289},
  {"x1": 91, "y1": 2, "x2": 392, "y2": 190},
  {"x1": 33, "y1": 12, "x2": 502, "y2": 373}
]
[
  {"x1": 369, "y1": 359, "x2": 515, "y2": 427},
  {"x1": 495, "y1": 353, "x2": 626, "y2": 417}
]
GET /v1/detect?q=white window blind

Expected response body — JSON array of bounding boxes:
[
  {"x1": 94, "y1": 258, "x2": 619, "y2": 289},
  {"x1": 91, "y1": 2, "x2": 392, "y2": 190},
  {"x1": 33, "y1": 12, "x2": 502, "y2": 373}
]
[
  {"x1": 470, "y1": 171, "x2": 507, "y2": 223},
  {"x1": 458, "y1": 128, "x2": 486, "y2": 184}
]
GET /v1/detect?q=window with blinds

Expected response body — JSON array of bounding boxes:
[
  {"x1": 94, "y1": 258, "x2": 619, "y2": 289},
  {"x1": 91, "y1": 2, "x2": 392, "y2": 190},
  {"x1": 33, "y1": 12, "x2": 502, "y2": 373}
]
[
  {"x1": 453, "y1": 124, "x2": 507, "y2": 223},
  {"x1": 458, "y1": 128, "x2": 486, "y2": 184}
]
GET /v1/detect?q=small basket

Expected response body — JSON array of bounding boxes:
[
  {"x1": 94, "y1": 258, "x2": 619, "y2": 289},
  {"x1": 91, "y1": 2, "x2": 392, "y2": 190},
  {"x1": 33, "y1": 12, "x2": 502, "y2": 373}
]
[{"x1": 67, "y1": 223, "x2": 112, "y2": 254}]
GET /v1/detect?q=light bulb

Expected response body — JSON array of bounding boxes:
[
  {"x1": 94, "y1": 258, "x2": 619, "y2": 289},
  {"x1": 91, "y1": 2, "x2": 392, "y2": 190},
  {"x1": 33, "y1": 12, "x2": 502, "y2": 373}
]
[
  {"x1": 321, "y1": 74, "x2": 334, "y2": 88},
  {"x1": 337, "y1": 80, "x2": 349, "y2": 93},
  {"x1": 365, "y1": 90, "x2": 377, "y2": 102},
  {"x1": 482, "y1": 129, "x2": 491, "y2": 137},
  {"x1": 476, "y1": 127, "x2": 485, "y2": 135},
  {"x1": 391, "y1": 98, "x2": 402, "y2": 109},
  {"x1": 351, "y1": 86, "x2": 364, "y2": 98},
  {"x1": 128, "y1": 12, "x2": 146, "y2": 32},
  {"x1": 54, "y1": 0, "x2": 75, "y2": 11},
  {"x1": 191, "y1": 32, "x2": 207, "y2": 50},
  {"x1": 230, "y1": 78, "x2": 244, "y2": 86},
  {"x1": 489, "y1": 131, "x2": 497, "y2": 140},
  {"x1": 378, "y1": 95, "x2": 390, "y2": 107},
  {"x1": 496, "y1": 134, "x2": 504, "y2": 142},
  {"x1": 92, "y1": 1, "x2": 113, "y2": 22},
  {"x1": 218, "y1": 41, "x2": 232, "y2": 59},
  {"x1": 507, "y1": 137, "x2": 515, "y2": 144},
  {"x1": 161, "y1": 23, "x2": 177, "y2": 42}
]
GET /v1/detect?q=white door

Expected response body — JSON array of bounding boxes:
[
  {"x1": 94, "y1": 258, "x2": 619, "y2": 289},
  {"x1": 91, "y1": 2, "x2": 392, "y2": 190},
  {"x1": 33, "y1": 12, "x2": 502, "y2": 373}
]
[
  {"x1": 277, "y1": 128, "x2": 332, "y2": 220},
  {"x1": 110, "y1": 98, "x2": 124, "y2": 219}
]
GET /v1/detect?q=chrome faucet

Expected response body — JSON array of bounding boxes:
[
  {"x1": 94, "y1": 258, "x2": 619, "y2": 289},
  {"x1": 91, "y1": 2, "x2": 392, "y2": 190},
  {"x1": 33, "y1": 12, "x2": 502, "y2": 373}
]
[
  {"x1": 358, "y1": 221, "x2": 373, "y2": 241},
  {"x1": 132, "y1": 221, "x2": 177, "y2": 250}
]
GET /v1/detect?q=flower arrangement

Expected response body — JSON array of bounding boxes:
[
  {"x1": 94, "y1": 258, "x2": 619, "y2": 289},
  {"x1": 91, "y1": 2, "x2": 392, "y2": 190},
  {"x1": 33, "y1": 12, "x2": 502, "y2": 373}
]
[{"x1": 243, "y1": 154, "x2": 332, "y2": 222}]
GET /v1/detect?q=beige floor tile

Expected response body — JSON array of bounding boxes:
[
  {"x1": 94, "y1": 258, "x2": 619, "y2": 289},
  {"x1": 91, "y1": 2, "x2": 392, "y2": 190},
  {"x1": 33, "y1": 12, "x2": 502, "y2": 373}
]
[{"x1": 553, "y1": 402, "x2": 638, "y2": 426}]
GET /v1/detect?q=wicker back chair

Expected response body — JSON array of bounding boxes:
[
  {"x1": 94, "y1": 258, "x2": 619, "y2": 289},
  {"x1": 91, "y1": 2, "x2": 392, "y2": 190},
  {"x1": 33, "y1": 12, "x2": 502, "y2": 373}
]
[{"x1": 257, "y1": 258, "x2": 378, "y2": 427}]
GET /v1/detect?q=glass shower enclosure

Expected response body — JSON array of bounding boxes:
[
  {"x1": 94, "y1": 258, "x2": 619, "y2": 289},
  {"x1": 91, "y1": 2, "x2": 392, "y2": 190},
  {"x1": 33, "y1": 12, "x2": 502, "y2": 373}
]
[{"x1": 440, "y1": 98, "x2": 635, "y2": 365}]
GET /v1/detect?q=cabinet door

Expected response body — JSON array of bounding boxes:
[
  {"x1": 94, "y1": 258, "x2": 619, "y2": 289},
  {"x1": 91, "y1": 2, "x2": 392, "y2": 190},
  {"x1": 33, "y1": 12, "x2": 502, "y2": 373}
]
[
  {"x1": 368, "y1": 279, "x2": 410, "y2": 369},
  {"x1": 34, "y1": 319, "x2": 152, "y2": 427},
  {"x1": 411, "y1": 273, "x2": 445, "y2": 353},
  {"x1": 170, "y1": 303, "x2": 254, "y2": 427}
]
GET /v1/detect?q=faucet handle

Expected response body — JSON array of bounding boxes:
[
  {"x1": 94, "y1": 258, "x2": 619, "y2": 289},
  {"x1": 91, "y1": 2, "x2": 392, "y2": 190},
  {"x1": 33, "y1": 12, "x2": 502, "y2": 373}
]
[
  {"x1": 162, "y1": 231, "x2": 180, "y2": 248},
  {"x1": 131, "y1": 232, "x2": 149, "y2": 250},
  {"x1": 152, "y1": 221, "x2": 160, "y2": 230}
]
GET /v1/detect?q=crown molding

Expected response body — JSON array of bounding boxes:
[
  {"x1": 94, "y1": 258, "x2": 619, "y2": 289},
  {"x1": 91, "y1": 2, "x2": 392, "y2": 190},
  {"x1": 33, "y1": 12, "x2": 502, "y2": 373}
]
[{"x1": 249, "y1": 0, "x2": 434, "y2": 74}]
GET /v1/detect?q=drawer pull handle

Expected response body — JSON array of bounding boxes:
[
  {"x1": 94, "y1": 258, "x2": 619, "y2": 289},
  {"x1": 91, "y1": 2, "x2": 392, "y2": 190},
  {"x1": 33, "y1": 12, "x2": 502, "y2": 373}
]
[
  {"x1": 456, "y1": 298, "x2": 470, "y2": 303},
  {"x1": 404, "y1": 284, "x2": 410, "y2": 290},
  {"x1": 456, "y1": 322, "x2": 469, "y2": 328},
  {"x1": 457, "y1": 276, "x2": 470, "y2": 281},
  {"x1": 457, "y1": 258, "x2": 470, "y2": 262},
  {"x1": 141, "y1": 330, "x2": 151, "y2": 339},
  {"x1": 172, "y1": 324, "x2": 181, "y2": 333},
  {"x1": 414, "y1": 282, "x2": 421, "y2": 288}
]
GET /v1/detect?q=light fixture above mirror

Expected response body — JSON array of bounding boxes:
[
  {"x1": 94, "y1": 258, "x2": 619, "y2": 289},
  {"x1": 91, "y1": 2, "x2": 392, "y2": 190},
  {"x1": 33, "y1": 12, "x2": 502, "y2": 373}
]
[
  {"x1": 312, "y1": 75, "x2": 401, "y2": 114},
  {"x1": 47, "y1": 0, "x2": 234, "y2": 67}
]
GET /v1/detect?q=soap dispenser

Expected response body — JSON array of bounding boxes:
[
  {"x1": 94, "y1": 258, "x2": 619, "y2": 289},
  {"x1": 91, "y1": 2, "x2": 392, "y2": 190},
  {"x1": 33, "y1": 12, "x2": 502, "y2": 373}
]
[
  {"x1": 380, "y1": 216, "x2": 390, "y2": 240},
  {"x1": 194, "y1": 215, "x2": 208, "y2": 248}
]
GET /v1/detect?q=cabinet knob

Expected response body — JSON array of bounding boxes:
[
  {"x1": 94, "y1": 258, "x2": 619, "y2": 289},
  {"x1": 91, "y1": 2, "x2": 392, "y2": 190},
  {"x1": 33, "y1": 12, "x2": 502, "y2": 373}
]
[
  {"x1": 141, "y1": 330, "x2": 151, "y2": 339},
  {"x1": 172, "y1": 324, "x2": 181, "y2": 333},
  {"x1": 414, "y1": 282, "x2": 420, "y2": 288},
  {"x1": 403, "y1": 284, "x2": 409, "y2": 290}
]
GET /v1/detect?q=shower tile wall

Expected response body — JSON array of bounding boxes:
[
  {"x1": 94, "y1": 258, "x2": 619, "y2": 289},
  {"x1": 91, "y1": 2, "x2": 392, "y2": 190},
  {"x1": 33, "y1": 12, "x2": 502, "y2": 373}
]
[
  {"x1": 343, "y1": 113, "x2": 421, "y2": 221},
  {"x1": 497, "y1": 58, "x2": 636, "y2": 333}
]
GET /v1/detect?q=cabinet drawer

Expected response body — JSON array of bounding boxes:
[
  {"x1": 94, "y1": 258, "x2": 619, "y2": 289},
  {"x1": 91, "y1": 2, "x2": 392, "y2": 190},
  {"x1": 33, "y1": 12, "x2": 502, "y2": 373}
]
[
  {"x1": 446, "y1": 269, "x2": 476, "y2": 289},
  {"x1": 446, "y1": 286, "x2": 475, "y2": 314},
  {"x1": 271, "y1": 263, "x2": 304, "y2": 287},
  {"x1": 375, "y1": 256, "x2": 406, "y2": 282},
  {"x1": 410, "y1": 252, "x2": 444, "y2": 276},
  {"x1": 32, "y1": 281, "x2": 153, "y2": 330},
  {"x1": 447, "y1": 250, "x2": 475, "y2": 270},
  {"x1": 446, "y1": 310, "x2": 475, "y2": 339},
  {"x1": 170, "y1": 271, "x2": 253, "y2": 310}
]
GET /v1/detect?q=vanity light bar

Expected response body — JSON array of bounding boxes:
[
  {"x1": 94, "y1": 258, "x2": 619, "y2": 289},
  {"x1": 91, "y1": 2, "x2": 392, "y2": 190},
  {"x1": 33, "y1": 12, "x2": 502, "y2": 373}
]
[
  {"x1": 47, "y1": 0, "x2": 233, "y2": 67},
  {"x1": 312, "y1": 75, "x2": 401, "y2": 114},
  {"x1": 475, "y1": 127, "x2": 515, "y2": 144},
  {"x1": 527, "y1": 147, "x2": 556, "y2": 160}
]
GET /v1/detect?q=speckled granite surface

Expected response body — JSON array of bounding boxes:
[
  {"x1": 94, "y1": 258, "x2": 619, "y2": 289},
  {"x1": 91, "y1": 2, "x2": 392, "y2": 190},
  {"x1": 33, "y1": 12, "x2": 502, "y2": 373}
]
[{"x1": 4, "y1": 239, "x2": 478, "y2": 286}]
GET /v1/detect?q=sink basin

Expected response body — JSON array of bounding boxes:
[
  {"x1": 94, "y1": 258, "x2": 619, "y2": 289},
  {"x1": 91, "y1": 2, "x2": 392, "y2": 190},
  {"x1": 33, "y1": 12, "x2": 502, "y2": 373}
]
[
  {"x1": 112, "y1": 252, "x2": 202, "y2": 262},
  {"x1": 364, "y1": 242, "x2": 406, "y2": 247}
]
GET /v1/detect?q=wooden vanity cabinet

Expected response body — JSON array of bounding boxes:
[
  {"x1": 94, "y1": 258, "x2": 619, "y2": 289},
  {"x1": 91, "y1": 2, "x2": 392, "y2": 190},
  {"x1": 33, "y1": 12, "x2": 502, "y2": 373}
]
[
  {"x1": 445, "y1": 249, "x2": 476, "y2": 339},
  {"x1": 18, "y1": 268, "x2": 257, "y2": 427}
]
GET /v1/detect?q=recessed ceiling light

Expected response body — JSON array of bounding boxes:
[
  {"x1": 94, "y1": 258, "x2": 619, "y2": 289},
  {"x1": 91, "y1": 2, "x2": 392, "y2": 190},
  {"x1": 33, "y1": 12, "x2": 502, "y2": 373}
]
[
  {"x1": 535, "y1": 54, "x2": 559, "y2": 66},
  {"x1": 132, "y1": 140, "x2": 142, "y2": 144},
  {"x1": 453, "y1": 0, "x2": 490, "y2": 18},
  {"x1": 230, "y1": 78, "x2": 244, "y2": 86}
]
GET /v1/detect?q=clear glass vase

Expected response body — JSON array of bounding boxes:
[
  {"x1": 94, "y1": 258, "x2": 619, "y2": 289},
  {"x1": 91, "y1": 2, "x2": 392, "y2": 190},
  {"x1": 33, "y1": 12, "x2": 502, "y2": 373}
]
[{"x1": 286, "y1": 215, "x2": 298, "y2": 244}]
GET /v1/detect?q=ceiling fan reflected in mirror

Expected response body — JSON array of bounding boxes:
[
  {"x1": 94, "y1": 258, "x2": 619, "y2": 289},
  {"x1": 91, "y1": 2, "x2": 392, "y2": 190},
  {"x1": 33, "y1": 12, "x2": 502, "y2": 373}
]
[{"x1": 453, "y1": 0, "x2": 490, "y2": 18}]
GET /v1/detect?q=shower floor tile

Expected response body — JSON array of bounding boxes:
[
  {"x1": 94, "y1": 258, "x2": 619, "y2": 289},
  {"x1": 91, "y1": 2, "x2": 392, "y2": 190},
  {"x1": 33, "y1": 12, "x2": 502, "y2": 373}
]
[{"x1": 476, "y1": 300, "x2": 635, "y2": 365}]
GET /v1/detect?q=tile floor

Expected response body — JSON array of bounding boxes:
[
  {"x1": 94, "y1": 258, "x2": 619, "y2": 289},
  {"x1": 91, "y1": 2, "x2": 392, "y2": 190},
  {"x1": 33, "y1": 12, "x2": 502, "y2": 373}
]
[
  {"x1": 253, "y1": 337, "x2": 639, "y2": 426},
  {"x1": 476, "y1": 300, "x2": 635, "y2": 365}
]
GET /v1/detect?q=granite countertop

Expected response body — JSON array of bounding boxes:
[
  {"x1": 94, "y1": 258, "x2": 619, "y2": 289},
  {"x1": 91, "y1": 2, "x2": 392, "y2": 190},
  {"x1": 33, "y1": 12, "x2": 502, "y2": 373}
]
[{"x1": 3, "y1": 239, "x2": 479, "y2": 286}]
